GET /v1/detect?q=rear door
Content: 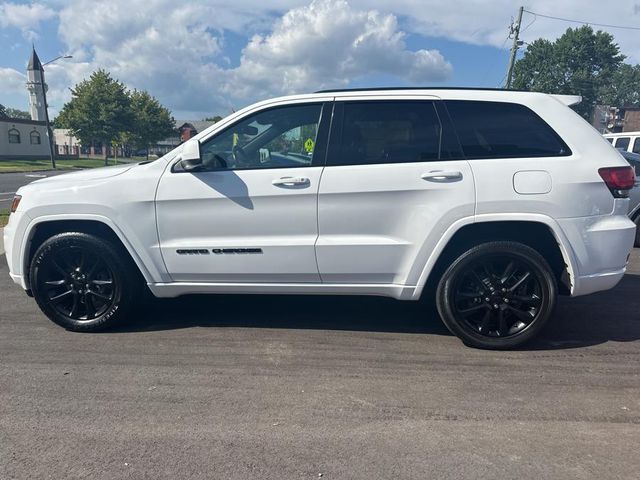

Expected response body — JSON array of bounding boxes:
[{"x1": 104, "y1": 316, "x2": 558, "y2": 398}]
[{"x1": 316, "y1": 98, "x2": 475, "y2": 285}]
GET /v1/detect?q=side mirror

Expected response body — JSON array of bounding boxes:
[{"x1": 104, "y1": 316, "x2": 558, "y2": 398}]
[{"x1": 180, "y1": 138, "x2": 202, "y2": 171}]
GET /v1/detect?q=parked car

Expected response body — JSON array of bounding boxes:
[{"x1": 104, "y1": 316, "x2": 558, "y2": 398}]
[
  {"x1": 4, "y1": 88, "x2": 636, "y2": 349},
  {"x1": 603, "y1": 131, "x2": 640, "y2": 153},
  {"x1": 615, "y1": 148, "x2": 640, "y2": 246}
]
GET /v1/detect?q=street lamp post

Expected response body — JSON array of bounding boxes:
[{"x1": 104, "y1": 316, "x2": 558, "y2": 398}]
[{"x1": 41, "y1": 55, "x2": 72, "y2": 169}]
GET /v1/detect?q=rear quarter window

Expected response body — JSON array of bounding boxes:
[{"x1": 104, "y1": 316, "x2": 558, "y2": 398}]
[{"x1": 445, "y1": 100, "x2": 571, "y2": 159}]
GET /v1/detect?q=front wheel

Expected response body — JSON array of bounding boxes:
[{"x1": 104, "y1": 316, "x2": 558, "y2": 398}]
[
  {"x1": 30, "y1": 232, "x2": 139, "y2": 331},
  {"x1": 436, "y1": 241, "x2": 557, "y2": 349}
]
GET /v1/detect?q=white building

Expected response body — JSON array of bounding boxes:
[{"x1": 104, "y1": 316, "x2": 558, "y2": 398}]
[{"x1": 0, "y1": 48, "x2": 52, "y2": 160}]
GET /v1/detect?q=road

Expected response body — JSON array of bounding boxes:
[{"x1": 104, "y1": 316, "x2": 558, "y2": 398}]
[
  {"x1": 0, "y1": 170, "x2": 69, "y2": 210},
  {"x1": 1, "y1": 253, "x2": 639, "y2": 479}
]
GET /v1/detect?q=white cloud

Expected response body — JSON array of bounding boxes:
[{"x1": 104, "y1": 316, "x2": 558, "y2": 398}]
[
  {"x1": 0, "y1": 67, "x2": 26, "y2": 96},
  {"x1": 8, "y1": 0, "x2": 640, "y2": 118},
  {"x1": 223, "y1": 0, "x2": 451, "y2": 99},
  {"x1": 0, "y1": 2, "x2": 55, "y2": 40},
  {"x1": 49, "y1": 0, "x2": 451, "y2": 117}
]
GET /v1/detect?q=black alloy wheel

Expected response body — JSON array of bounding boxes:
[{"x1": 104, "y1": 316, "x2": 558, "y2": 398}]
[
  {"x1": 39, "y1": 246, "x2": 116, "y2": 321},
  {"x1": 436, "y1": 241, "x2": 556, "y2": 349},
  {"x1": 30, "y1": 232, "x2": 139, "y2": 331}
]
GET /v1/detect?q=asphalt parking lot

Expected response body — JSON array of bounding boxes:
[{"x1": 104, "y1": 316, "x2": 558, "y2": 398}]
[{"x1": 1, "y1": 250, "x2": 640, "y2": 479}]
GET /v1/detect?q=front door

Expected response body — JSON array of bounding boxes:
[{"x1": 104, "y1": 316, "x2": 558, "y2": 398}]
[{"x1": 156, "y1": 102, "x2": 330, "y2": 283}]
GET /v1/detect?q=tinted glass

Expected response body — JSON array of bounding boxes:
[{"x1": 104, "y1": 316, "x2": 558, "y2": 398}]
[
  {"x1": 446, "y1": 101, "x2": 570, "y2": 159},
  {"x1": 606, "y1": 137, "x2": 614, "y2": 144},
  {"x1": 614, "y1": 137, "x2": 630, "y2": 151},
  {"x1": 199, "y1": 104, "x2": 322, "y2": 170},
  {"x1": 328, "y1": 101, "x2": 441, "y2": 166},
  {"x1": 633, "y1": 138, "x2": 640, "y2": 154}
]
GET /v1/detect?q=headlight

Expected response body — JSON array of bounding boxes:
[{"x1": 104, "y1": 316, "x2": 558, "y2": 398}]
[{"x1": 10, "y1": 195, "x2": 22, "y2": 213}]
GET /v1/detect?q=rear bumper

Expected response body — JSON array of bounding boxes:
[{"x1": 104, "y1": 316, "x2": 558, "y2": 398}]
[{"x1": 558, "y1": 200, "x2": 635, "y2": 297}]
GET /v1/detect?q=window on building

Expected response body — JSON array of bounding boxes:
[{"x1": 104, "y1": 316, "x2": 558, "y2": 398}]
[
  {"x1": 445, "y1": 101, "x2": 571, "y2": 159},
  {"x1": 614, "y1": 137, "x2": 631, "y2": 150},
  {"x1": 327, "y1": 101, "x2": 442, "y2": 166},
  {"x1": 30, "y1": 130, "x2": 41, "y2": 145},
  {"x1": 8, "y1": 128, "x2": 20, "y2": 144}
]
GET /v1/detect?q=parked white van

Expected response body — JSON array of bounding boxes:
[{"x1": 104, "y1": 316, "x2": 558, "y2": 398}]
[{"x1": 603, "y1": 131, "x2": 640, "y2": 153}]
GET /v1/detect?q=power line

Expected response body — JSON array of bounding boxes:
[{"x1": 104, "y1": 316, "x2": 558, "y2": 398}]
[{"x1": 524, "y1": 9, "x2": 640, "y2": 31}]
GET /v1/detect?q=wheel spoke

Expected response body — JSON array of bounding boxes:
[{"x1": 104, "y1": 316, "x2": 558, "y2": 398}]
[
  {"x1": 508, "y1": 271, "x2": 531, "y2": 292},
  {"x1": 456, "y1": 291, "x2": 481, "y2": 301},
  {"x1": 507, "y1": 305, "x2": 536, "y2": 323},
  {"x1": 88, "y1": 290, "x2": 112, "y2": 302},
  {"x1": 478, "y1": 311, "x2": 492, "y2": 333},
  {"x1": 458, "y1": 304, "x2": 488, "y2": 316},
  {"x1": 49, "y1": 289, "x2": 73, "y2": 303},
  {"x1": 90, "y1": 279, "x2": 113, "y2": 286},
  {"x1": 469, "y1": 270, "x2": 487, "y2": 290},
  {"x1": 45, "y1": 279, "x2": 67, "y2": 286},
  {"x1": 500, "y1": 261, "x2": 515, "y2": 284},
  {"x1": 86, "y1": 258, "x2": 101, "y2": 281},
  {"x1": 497, "y1": 309, "x2": 507, "y2": 336},
  {"x1": 69, "y1": 293, "x2": 80, "y2": 317},
  {"x1": 84, "y1": 294, "x2": 96, "y2": 318},
  {"x1": 511, "y1": 293, "x2": 541, "y2": 306},
  {"x1": 51, "y1": 258, "x2": 68, "y2": 277}
]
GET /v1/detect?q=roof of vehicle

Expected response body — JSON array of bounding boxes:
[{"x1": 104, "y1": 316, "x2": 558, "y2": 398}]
[
  {"x1": 603, "y1": 131, "x2": 640, "y2": 137},
  {"x1": 309, "y1": 87, "x2": 581, "y2": 106}
]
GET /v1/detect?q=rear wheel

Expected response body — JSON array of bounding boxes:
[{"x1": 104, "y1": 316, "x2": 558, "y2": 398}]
[
  {"x1": 29, "y1": 232, "x2": 139, "y2": 331},
  {"x1": 436, "y1": 241, "x2": 556, "y2": 349}
]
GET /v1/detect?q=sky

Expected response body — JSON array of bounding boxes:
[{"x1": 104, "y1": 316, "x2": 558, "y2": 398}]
[{"x1": 2, "y1": 0, "x2": 640, "y2": 120}]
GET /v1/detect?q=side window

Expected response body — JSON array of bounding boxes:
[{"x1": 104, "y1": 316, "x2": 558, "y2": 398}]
[
  {"x1": 8, "y1": 128, "x2": 20, "y2": 144},
  {"x1": 632, "y1": 138, "x2": 640, "y2": 154},
  {"x1": 606, "y1": 137, "x2": 614, "y2": 144},
  {"x1": 445, "y1": 100, "x2": 571, "y2": 159},
  {"x1": 615, "y1": 137, "x2": 631, "y2": 150},
  {"x1": 199, "y1": 104, "x2": 323, "y2": 171},
  {"x1": 327, "y1": 101, "x2": 442, "y2": 166}
]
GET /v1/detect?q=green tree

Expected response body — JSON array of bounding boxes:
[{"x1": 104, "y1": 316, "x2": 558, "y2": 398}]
[
  {"x1": 56, "y1": 70, "x2": 133, "y2": 164},
  {"x1": 5, "y1": 107, "x2": 30, "y2": 119},
  {"x1": 600, "y1": 63, "x2": 640, "y2": 108},
  {"x1": 512, "y1": 26, "x2": 625, "y2": 118},
  {"x1": 0, "y1": 104, "x2": 6, "y2": 118},
  {"x1": 128, "y1": 90, "x2": 176, "y2": 159}
]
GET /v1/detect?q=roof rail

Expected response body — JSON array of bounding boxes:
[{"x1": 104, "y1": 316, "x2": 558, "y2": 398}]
[{"x1": 314, "y1": 86, "x2": 531, "y2": 94}]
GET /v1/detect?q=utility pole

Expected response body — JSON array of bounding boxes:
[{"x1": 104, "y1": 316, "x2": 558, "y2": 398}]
[{"x1": 505, "y1": 6, "x2": 524, "y2": 89}]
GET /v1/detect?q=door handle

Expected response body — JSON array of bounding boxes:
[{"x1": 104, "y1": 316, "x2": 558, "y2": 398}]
[
  {"x1": 272, "y1": 176, "x2": 310, "y2": 187},
  {"x1": 421, "y1": 170, "x2": 463, "y2": 182}
]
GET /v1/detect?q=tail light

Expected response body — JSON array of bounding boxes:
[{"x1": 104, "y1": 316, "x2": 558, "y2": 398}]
[{"x1": 598, "y1": 166, "x2": 636, "y2": 198}]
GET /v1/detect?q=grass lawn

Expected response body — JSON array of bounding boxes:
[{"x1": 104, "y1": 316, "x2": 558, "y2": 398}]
[
  {"x1": 0, "y1": 157, "x2": 143, "y2": 173},
  {"x1": 0, "y1": 208, "x2": 9, "y2": 228}
]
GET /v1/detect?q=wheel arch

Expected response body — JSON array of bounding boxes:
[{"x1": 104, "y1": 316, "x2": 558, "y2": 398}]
[
  {"x1": 22, "y1": 215, "x2": 153, "y2": 291},
  {"x1": 414, "y1": 215, "x2": 576, "y2": 300}
]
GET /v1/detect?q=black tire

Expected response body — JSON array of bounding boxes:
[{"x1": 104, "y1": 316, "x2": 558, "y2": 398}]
[
  {"x1": 29, "y1": 232, "x2": 140, "y2": 332},
  {"x1": 436, "y1": 241, "x2": 556, "y2": 349}
]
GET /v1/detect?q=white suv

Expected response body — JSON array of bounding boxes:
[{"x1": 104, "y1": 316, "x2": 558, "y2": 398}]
[{"x1": 4, "y1": 88, "x2": 636, "y2": 349}]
